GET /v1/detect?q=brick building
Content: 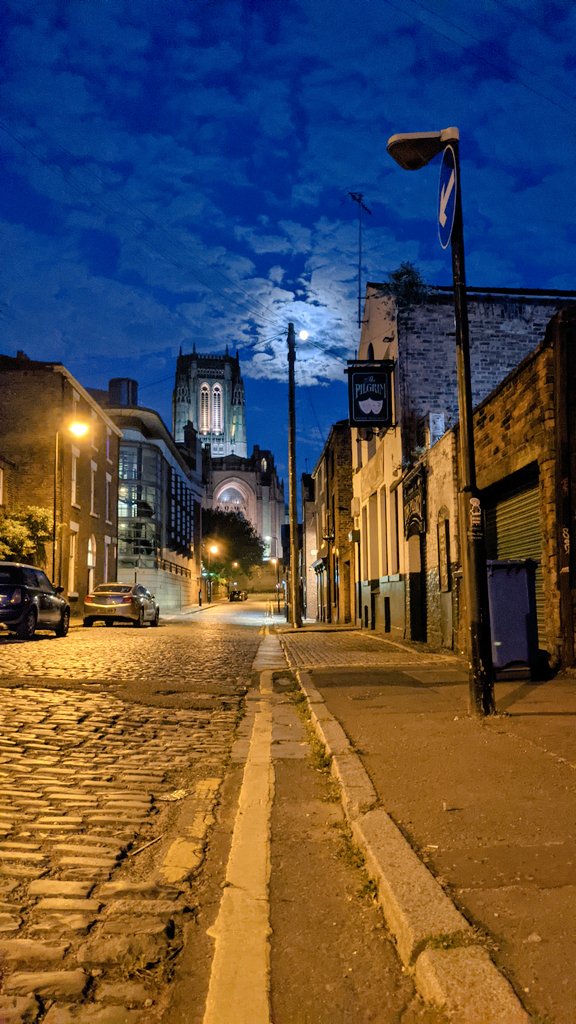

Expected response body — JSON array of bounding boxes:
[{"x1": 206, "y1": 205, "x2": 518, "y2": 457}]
[
  {"x1": 0, "y1": 354, "x2": 122, "y2": 611},
  {"x1": 351, "y1": 284, "x2": 576, "y2": 652},
  {"x1": 308, "y1": 420, "x2": 354, "y2": 624}
]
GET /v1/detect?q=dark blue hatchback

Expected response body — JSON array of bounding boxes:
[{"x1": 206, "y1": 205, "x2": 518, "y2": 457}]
[{"x1": 0, "y1": 562, "x2": 70, "y2": 640}]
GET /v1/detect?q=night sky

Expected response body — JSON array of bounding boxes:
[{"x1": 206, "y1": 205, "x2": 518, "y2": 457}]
[{"x1": 1, "y1": 0, "x2": 574, "y2": 479}]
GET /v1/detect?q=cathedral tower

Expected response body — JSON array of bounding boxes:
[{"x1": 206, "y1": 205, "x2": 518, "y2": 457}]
[{"x1": 172, "y1": 345, "x2": 247, "y2": 458}]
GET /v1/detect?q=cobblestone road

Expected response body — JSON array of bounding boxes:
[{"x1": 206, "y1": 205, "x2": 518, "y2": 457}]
[{"x1": 0, "y1": 616, "x2": 261, "y2": 1023}]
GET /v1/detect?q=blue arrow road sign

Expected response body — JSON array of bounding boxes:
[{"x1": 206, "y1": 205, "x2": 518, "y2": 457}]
[{"x1": 438, "y1": 144, "x2": 457, "y2": 249}]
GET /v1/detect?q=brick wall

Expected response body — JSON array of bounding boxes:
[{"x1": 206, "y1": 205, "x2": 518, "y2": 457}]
[{"x1": 399, "y1": 294, "x2": 571, "y2": 445}]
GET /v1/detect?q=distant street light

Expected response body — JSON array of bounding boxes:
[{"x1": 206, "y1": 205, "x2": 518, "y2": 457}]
[
  {"x1": 52, "y1": 419, "x2": 89, "y2": 584},
  {"x1": 387, "y1": 126, "x2": 495, "y2": 718}
]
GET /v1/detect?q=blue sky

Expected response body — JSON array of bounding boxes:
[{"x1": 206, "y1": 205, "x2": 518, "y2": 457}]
[{"x1": 1, "y1": 0, "x2": 574, "y2": 479}]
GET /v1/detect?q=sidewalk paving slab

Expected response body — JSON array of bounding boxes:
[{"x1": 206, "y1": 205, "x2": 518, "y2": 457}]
[{"x1": 275, "y1": 625, "x2": 576, "y2": 1024}]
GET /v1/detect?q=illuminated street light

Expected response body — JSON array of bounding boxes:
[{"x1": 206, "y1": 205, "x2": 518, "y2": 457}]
[
  {"x1": 206, "y1": 543, "x2": 219, "y2": 603},
  {"x1": 387, "y1": 126, "x2": 495, "y2": 717},
  {"x1": 271, "y1": 557, "x2": 281, "y2": 614},
  {"x1": 52, "y1": 419, "x2": 89, "y2": 583}
]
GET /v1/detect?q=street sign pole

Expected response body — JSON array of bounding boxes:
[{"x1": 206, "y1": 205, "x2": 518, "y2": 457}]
[{"x1": 445, "y1": 141, "x2": 495, "y2": 716}]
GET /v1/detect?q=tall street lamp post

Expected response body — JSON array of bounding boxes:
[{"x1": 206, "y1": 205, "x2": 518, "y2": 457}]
[
  {"x1": 287, "y1": 323, "x2": 302, "y2": 628},
  {"x1": 387, "y1": 126, "x2": 495, "y2": 717},
  {"x1": 52, "y1": 420, "x2": 89, "y2": 584},
  {"x1": 271, "y1": 558, "x2": 281, "y2": 614},
  {"x1": 207, "y1": 543, "x2": 218, "y2": 603}
]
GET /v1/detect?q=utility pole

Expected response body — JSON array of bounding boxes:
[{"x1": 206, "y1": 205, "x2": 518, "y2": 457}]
[
  {"x1": 348, "y1": 192, "x2": 372, "y2": 328},
  {"x1": 287, "y1": 322, "x2": 302, "y2": 628}
]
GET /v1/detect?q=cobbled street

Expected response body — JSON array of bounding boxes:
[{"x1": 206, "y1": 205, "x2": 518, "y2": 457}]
[{"x1": 0, "y1": 606, "x2": 262, "y2": 1024}]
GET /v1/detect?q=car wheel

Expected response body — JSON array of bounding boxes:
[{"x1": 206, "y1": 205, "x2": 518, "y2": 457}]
[
  {"x1": 135, "y1": 607, "x2": 145, "y2": 628},
  {"x1": 83, "y1": 618, "x2": 93, "y2": 628},
  {"x1": 151, "y1": 608, "x2": 159, "y2": 627},
  {"x1": 16, "y1": 607, "x2": 37, "y2": 640},
  {"x1": 55, "y1": 608, "x2": 70, "y2": 638}
]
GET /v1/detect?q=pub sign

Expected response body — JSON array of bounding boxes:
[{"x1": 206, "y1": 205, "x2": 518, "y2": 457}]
[{"x1": 345, "y1": 359, "x2": 394, "y2": 429}]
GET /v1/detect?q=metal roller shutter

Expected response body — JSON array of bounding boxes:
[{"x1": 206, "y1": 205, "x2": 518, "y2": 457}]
[{"x1": 485, "y1": 483, "x2": 544, "y2": 644}]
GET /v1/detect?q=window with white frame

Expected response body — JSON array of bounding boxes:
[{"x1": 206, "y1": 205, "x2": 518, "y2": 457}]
[
  {"x1": 105, "y1": 473, "x2": 112, "y2": 523},
  {"x1": 68, "y1": 525, "x2": 78, "y2": 595},
  {"x1": 90, "y1": 461, "x2": 97, "y2": 515},
  {"x1": 71, "y1": 448, "x2": 79, "y2": 506}
]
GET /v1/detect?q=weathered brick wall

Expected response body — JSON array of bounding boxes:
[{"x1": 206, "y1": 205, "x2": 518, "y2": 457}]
[
  {"x1": 424, "y1": 336, "x2": 563, "y2": 661},
  {"x1": 399, "y1": 295, "x2": 569, "y2": 436},
  {"x1": 473, "y1": 341, "x2": 560, "y2": 659}
]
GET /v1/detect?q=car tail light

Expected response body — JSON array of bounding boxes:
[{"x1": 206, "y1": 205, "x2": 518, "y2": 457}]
[
  {"x1": 85, "y1": 596, "x2": 94, "y2": 604},
  {"x1": 121, "y1": 596, "x2": 133, "y2": 604}
]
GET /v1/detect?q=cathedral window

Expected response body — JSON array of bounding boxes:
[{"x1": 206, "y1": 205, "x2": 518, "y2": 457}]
[
  {"x1": 200, "y1": 384, "x2": 210, "y2": 433},
  {"x1": 212, "y1": 384, "x2": 223, "y2": 432}
]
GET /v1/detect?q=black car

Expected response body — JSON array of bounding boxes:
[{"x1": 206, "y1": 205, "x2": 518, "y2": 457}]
[{"x1": 0, "y1": 562, "x2": 70, "y2": 640}]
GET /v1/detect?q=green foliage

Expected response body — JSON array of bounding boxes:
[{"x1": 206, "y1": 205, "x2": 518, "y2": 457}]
[
  {"x1": 379, "y1": 261, "x2": 429, "y2": 307},
  {"x1": 202, "y1": 507, "x2": 265, "y2": 577},
  {"x1": 0, "y1": 506, "x2": 52, "y2": 564}
]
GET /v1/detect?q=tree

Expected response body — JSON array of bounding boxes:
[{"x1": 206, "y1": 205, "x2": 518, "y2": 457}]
[
  {"x1": 202, "y1": 508, "x2": 265, "y2": 577},
  {"x1": 0, "y1": 506, "x2": 52, "y2": 564},
  {"x1": 379, "y1": 261, "x2": 429, "y2": 308}
]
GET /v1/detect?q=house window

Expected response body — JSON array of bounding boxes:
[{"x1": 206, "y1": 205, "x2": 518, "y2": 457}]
[
  {"x1": 389, "y1": 488, "x2": 400, "y2": 575},
  {"x1": 200, "y1": 384, "x2": 210, "y2": 432},
  {"x1": 87, "y1": 534, "x2": 96, "y2": 594},
  {"x1": 68, "y1": 526, "x2": 78, "y2": 595},
  {"x1": 104, "y1": 536, "x2": 111, "y2": 582},
  {"x1": 90, "y1": 461, "x2": 97, "y2": 515},
  {"x1": 105, "y1": 473, "x2": 112, "y2": 523},
  {"x1": 106, "y1": 428, "x2": 112, "y2": 462},
  {"x1": 380, "y1": 488, "x2": 388, "y2": 576},
  {"x1": 71, "y1": 448, "x2": 79, "y2": 506},
  {"x1": 212, "y1": 384, "x2": 222, "y2": 432}
]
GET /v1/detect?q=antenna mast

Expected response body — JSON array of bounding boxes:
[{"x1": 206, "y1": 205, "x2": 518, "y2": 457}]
[{"x1": 348, "y1": 191, "x2": 372, "y2": 328}]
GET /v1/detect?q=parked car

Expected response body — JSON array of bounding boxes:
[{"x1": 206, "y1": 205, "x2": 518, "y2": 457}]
[
  {"x1": 229, "y1": 589, "x2": 247, "y2": 602},
  {"x1": 0, "y1": 562, "x2": 70, "y2": 640},
  {"x1": 83, "y1": 583, "x2": 160, "y2": 628}
]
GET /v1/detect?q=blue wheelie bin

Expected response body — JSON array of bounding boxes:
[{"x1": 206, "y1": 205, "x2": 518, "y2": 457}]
[{"x1": 486, "y1": 559, "x2": 538, "y2": 680}]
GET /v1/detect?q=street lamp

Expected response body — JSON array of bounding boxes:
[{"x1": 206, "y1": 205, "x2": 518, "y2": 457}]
[
  {"x1": 206, "y1": 543, "x2": 219, "y2": 603},
  {"x1": 52, "y1": 419, "x2": 89, "y2": 584},
  {"x1": 387, "y1": 126, "x2": 495, "y2": 717},
  {"x1": 271, "y1": 557, "x2": 281, "y2": 614}
]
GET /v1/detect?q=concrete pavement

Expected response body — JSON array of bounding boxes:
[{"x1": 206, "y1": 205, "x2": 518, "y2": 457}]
[{"x1": 276, "y1": 623, "x2": 576, "y2": 1024}]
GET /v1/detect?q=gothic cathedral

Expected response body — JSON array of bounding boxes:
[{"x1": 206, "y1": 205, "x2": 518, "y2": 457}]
[{"x1": 172, "y1": 345, "x2": 247, "y2": 458}]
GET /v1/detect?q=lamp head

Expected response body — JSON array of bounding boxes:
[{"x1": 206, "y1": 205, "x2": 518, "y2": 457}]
[{"x1": 387, "y1": 127, "x2": 459, "y2": 170}]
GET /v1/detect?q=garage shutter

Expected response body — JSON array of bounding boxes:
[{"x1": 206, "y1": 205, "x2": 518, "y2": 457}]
[{"x1": 485, "y1": 482, "x2": 544, "y2": 644}]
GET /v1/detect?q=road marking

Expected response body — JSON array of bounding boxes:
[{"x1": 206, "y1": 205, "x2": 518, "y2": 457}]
[{"x1": 203, "y1": 670, "x2": 274, "y2": 1024}]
